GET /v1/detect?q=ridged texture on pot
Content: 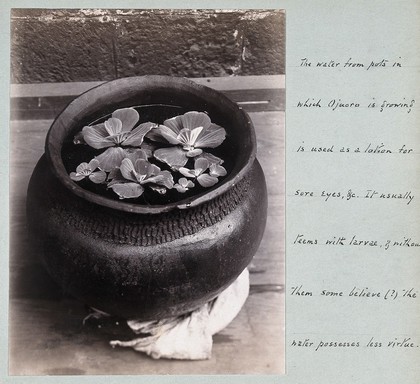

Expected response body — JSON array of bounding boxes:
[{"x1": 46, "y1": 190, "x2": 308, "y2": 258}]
[{"x1": 27, "y1": 155, "x2": 267, "y2": 320}]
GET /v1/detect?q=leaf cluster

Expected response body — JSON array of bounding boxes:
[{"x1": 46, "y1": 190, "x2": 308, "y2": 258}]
[{"x1": 69, "y1": 108, "x2": 228, "y2": 200}]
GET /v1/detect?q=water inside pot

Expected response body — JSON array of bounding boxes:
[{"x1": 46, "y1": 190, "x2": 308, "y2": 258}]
[{"x1": 61, "y1": 104, "x2": 235, "y2": 205}]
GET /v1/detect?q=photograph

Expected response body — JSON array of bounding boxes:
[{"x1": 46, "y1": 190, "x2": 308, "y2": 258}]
[{"x1": 9, "y1": 8, "x2": 285, "y2": 375}]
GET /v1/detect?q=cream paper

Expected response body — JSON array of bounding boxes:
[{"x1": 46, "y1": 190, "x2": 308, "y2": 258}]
[
  {"x1": 285, "y1": 2, "x2": 419, "y2": 383},
  {"x1": 1, "y1": 1, "x2": 419, "y2": 383}
]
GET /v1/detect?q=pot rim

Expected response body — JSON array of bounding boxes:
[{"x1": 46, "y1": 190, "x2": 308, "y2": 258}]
[{"x1": 45, "y1": 75, "x2": 256, "y2": 214}]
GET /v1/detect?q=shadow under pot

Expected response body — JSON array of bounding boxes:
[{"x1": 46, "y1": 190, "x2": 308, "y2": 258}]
[{"x1": 26, "y1": 75, "x2": 268, "y2": 320}]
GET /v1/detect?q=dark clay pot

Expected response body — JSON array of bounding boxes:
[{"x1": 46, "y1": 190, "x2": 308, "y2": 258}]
[{"x1": 26, "y1": 76, "x2": 267, "y2": 320}]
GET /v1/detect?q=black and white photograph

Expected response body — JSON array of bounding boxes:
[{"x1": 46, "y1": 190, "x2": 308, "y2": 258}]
[{"x1": 9, "y1": 8, "x2": 285, "y2": 375}]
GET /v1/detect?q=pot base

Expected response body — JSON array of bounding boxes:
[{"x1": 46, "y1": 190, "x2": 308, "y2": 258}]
[{"x1": 107, "y1": 268, "x2": 249, "y2": 360}]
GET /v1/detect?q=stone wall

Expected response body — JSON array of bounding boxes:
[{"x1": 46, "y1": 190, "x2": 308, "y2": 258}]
[{"x1": 11, "y1": 9, "x2": 285, "y2": 84}]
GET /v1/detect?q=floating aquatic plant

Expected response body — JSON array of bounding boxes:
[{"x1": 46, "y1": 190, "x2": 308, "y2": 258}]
[
  {"x1": 148, "y1": 111, "x2": 226, "y2": 169},
  {"x1": 69, "y1": 159, "x2": 106, "y2": 184},
  {"x1": 179, "y1": 158, "x2": 227, "y2": 188},
  {"x1": 68, "y1": 108, "x2": 228, "y2": 201},
  {"x1": 173, "y1": 177, "x2": 195, "y2": 193}
]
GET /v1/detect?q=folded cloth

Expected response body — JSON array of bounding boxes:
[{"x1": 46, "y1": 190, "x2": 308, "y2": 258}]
[{"x1": 110, "y1": 268, "x2": 249, "y2": 360}]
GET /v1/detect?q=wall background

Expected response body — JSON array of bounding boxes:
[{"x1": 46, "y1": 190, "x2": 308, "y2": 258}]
[{"x1": 10, "y1": 9, "x2": 285, "y2": 84}]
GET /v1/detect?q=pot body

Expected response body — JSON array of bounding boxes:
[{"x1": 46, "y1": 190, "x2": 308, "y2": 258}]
[
  {"x1": 27, "y1": 155, "x2": 267, "y2": 320},
  {"x1": 26, "y1": 75, "x2": 268, "y2": 320}
]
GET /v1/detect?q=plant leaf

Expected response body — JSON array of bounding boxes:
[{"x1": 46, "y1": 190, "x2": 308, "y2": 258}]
[
  {"x1": 194, "y1": 157, "x2": 209, "y2": 174},
  {"x1": 161, "y1": 115, "x2": 184, "y2": 135},
  {"x1": 209, "y1": 164, "x2": 227, "y2": 177},
  {"x1": 179, "y1": 111, "x2": 212, "y2": 130},
  {"x1": 120, "y1": 158, "x2": 138, "y2": 181},
  {"x1": 160, "y1": 112, "x2": 211, "y2": 138},
  {"x1": 149, "y1": 185, "x2": 167, "y2": 195},
  {"x1": 152, "y1": 125, "x2": 182, "y2": 145},
  {"x1": 145, "y1": 126, "x2": 169, "y2": 143},
  {"x1": 139, "y1": 141, "x2": 157, "y2": 158},
  {"x1": 181, "y1": 178, "x2": 195, "y2": 188},
  {"x1": 70, "y1": 172, "x2": 85, "y2": 181},
  {"x1": 104, "y1": 118, "x2": 123, "y2": 136},
  {"x1": 96, "y1": 147, "x2": 127, "y2": 172},
  {"x1": 88, "y1": 159, "x2": 100, "y2": 170},
  {"x1": 123, "y1": 148, "x2": 148, "y2": 163},
  {"x1": 134, "y1": 159, "x2": 152, "y2": 177},
  {"x1": 112, "y1": 108, "x2": 139, "y2": 132},
  {"x1": 177, "y1": 126, "x2": 204, "y2": 146},
  {"x1": 194, "y1": 123, "x2": 226, "y2": 148},
  {"x1": 122, "y1": 122, "x2": 155, "y2": 146},
  {"x1": 197, "y1": 152, "x2": 224, "y2": 165},
  {"x1": 174, "y1": 185, "x2": 187, "y2": 193},
  {"x1": 197, "y1": 174, "x2": 219, "y2": 188},
  {"x1": 174, "y1": 177, "x2": 195, "y2": 192},
  {"x1": 143, "y1": 170, "x2": 174, "y2": 189},
  {"x1": 110, "y1": 183, "x2": 144, "y2": 199},
  {"x1": 178, "y1": 167, "x2": 197, "y2": 178},
  {"x1": 75, "y1": 162, "x2": 91, "y2": 174},
  {"x1": 107, "y1": 168, "x2": 126, "y2": 186},
  {"x1": 149, "y1": 163, "x2": 162, "y2": 176},
  {"x1": 154, "y1": 147, "x2": 188, "y2": 168},
  {"x1": 89, "y1": 170, "x2": 107, "y2": 184},
  {"x1": 82, "y1": 125, "x2": 114, "y2": 149},
  {"x1": 186, "y1": 148, "x2": 203, "y2": 157}
]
